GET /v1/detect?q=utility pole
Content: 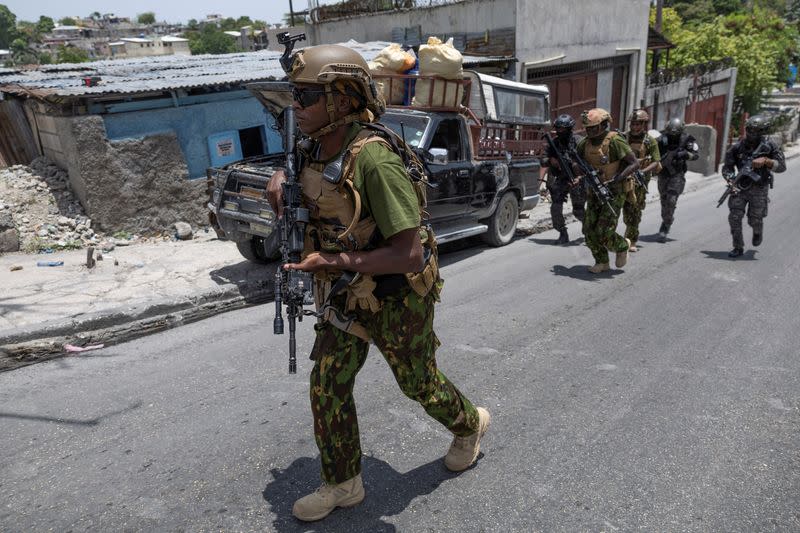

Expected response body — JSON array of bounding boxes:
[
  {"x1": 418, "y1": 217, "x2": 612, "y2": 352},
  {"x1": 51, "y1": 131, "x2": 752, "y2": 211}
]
[
  {"x1": 289, "y1": 0, "x2": 295, "y2": 26},
  {"x1": 652, "y1": 0, "x2": 663, "y2": 129}
]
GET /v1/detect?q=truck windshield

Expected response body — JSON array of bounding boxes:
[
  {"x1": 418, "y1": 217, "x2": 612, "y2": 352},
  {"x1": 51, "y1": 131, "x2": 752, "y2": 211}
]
[
  {"x1": 493, "y1": 87, "x2": 548, "y2": 123},
  {"x1": 379, "y1": 114, "x2": 430, "y2": 148}
]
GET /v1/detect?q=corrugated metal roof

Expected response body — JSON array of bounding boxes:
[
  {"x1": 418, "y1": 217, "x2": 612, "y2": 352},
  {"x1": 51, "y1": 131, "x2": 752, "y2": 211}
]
[{"x1": 0, "y1": 41, "x2": 511, "y2": 100}]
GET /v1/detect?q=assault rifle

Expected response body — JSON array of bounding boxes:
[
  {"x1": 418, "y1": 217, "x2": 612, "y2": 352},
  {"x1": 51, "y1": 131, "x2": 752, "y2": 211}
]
[
  {"x1": 716, "y1": 142, "x2": 770, "y2": 208},
  {"x1": 273, "y1": 106, "x2": 314, "y2": 374},
  {"x1": 632, "y1": 169, "x2": 648, "y2": 190},
  {"x1": 544, "y1": 133, "x2": 617, "y2": 217}
]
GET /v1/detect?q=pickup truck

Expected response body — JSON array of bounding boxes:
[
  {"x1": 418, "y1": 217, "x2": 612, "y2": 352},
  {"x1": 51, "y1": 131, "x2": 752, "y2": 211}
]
[{"x1": 207, "y1": 70, "x2": 550, "y2": 262}]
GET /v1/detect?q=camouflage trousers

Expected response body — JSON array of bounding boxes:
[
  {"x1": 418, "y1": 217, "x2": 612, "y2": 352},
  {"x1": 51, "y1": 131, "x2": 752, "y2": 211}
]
[
  {"x1": 583, "y1": 183, "x2": 628, "y2": 264},
  {"x1": 309, "y1": 282, "x2": 480, "y2": 484},
  {"x1": 547, "y1": 175, "x2": 586, "y2": 231},
  {"x1": 728, "y1": 185, "x2": 769, "y2": 249},
  {"x1": 623, "y1": 178, "x2": 649, "y2": 244},
  {"x1": 657, "y1": 173, "x2": 686, "y2": 228}
]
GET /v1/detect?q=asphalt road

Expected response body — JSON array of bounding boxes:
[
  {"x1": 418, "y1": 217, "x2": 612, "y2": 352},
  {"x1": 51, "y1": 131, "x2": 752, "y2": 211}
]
[{"x1": 2, "y1": 164, "x2": 799, "y2": 532}]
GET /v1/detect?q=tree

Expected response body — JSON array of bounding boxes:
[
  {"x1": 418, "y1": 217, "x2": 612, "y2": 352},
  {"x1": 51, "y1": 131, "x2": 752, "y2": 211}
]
[
  {"x1": 654, "y1": 7, "x2": 800, "y2": 114},
  {"x1": 58, "y1": 17, "x2": 77, "y2": 26},
  {"x1": 187, "y1": 18, "x2": 198, "y2": 30},
  {"x1": 90, "y1": 11, "x2": 101, "y2": 20},
  {"x1": 1, "y1": 4, "x2": 19, "y2": 48},
  {"x1": 235, "y1": 16, "x2": 254, "y2": 28},
  {"x1": 10, "y1": 36, "x2": 38, "y2": 64},
  {"x1": 56, "y1": 44, "x2": 89, "y2": 63},
  {"x1": 188, "y1": 25, "x2": 240, "y2": 55},
  {"x1": 36, "y1": 15, "x2": 55, "y2": 35},
  {"x1": 137, "y1": 12, "x2": 156, "y2": 25},
  {"x1": 220, "y1": 17, "x2": 237, "y2": 30}
]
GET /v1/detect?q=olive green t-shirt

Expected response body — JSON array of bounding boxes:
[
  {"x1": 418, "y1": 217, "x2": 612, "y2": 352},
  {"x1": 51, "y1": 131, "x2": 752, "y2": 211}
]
[
  {"x1": 322, "y1": 124, "x2": 420, "y2": 240},
  {"x1": 576, "y1": 132, "x2": 633, "y2": 163}
]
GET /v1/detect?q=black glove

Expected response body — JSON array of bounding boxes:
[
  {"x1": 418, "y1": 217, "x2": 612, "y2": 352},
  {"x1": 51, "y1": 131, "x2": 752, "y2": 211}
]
[{"x1": 675, "y1": 150, "x2": 689, "y2": 160}]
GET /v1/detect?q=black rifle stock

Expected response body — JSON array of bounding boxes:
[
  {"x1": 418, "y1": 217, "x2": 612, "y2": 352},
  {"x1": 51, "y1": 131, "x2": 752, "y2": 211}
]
[
  {"x1": 273, "y1": 106, "x2": 314, "y2": 374},
  {"x1": 544, "y1": 133, "x2": 617, "y2": 217}
]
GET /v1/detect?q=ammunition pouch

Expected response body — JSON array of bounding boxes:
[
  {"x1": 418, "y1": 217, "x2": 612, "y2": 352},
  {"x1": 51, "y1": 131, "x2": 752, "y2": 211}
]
[
  {"x1": 313, "y1": 275, "x2": 371, "y2": 341},
  {"x1": 405, "y1": 226, "x2": 441, "y2": 299}
]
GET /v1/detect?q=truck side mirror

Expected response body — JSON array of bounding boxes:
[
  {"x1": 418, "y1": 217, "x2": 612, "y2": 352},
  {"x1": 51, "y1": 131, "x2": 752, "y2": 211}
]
[{"x1": 428, "y1": 147, "x2": 448, "y2": 165}]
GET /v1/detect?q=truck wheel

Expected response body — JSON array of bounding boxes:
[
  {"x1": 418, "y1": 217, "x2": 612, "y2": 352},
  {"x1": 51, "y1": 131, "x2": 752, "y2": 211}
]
[
  {"x1": 236, "y1": 236, "x2": 279, "y2": 264},
  {"x1": 482, "y1": 191, "x2": 519, "y2": 247}
]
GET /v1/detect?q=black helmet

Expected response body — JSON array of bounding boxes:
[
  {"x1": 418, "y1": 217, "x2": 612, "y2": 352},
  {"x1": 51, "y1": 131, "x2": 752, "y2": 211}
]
[
  {"x1": 663, "y1": 117, "x2": 685, "y2": 136},
  {"x1": 553, "y1": 114, "x2": 576, "y2": 129},
  {"x1": 745, "y1": 115, "x2": 770, "y2": 135}
]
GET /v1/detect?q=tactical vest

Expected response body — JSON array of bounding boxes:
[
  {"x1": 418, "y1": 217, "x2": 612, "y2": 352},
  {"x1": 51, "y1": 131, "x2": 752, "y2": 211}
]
[
  {"x1": 584, "y1": 131, "x2": 621, "y2": 183},
  {"x1": 300, "y1": 128, "x2": 439, "y2": 341}
]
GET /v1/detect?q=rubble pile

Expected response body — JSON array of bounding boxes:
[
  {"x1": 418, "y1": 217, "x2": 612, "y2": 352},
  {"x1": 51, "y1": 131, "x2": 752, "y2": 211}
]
[
  {"x1": 0, "y1": 158, "x2": 100, "y2": 254},
  {"x1": 0, "y1": 158, "x2": 190, "y2": 255}
]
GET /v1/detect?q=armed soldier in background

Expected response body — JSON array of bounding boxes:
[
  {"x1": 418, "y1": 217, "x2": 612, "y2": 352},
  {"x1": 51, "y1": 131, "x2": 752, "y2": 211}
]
[
  {"x1": 540, "y1": 114, "x2": 586, "y2": 244},
  {"x1": 622, "y1": 109, "x2": 661, "y2": 252},
  {"x1": 266, "y1": 44, "x2": 489, "y2": 522},
  {"x1": 656, "y1": 118, "x2": 699, "y2": 242},
  {"x1": 720, "y1": 115, "x2": 785, "y2": 258},
  {"x1": 575, "y1": 108, "x2": 639, "y2": 273}
]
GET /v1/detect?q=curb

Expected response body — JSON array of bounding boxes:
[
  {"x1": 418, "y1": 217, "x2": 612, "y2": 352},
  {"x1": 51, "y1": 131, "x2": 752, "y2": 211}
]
[{"x1": 0, "y1": 281, "x2": 274, "y2": 372}]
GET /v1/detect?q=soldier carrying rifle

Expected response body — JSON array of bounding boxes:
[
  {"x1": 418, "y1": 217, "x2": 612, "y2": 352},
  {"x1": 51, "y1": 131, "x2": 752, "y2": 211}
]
[
  {"x1": 266, "y1": 42, "x2": 489, "y2": 522},
  {"x1": 655, "y1": 118, "x2": 699, "y2": 243},
  {"x1": 720, "y1": 115, "x2": 785, "y2": 258},
  {"x1": 574, "y1": 108, "x2": 639, "y2": 274}
]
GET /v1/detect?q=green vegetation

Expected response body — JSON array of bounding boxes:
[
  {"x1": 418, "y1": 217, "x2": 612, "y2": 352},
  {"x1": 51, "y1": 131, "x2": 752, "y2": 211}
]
[
  {"x1": 56, "y1": 45, "x2": 89, "y2": 64},
  {"x1": 652, "y1": 4, "x2": 800, "y2": 114},
  {"x1": 58, "y1": 17, "x2": 76, "y2": 26},
  {"x1": 187, "y1": 25, "x2": 241, "y2": 55},
  {"x1": 112, "y1": 230, "x2": 133, "y2": 240},
  {"x1": 137, "y1": 12, "x2": 156, "y2": 25}
]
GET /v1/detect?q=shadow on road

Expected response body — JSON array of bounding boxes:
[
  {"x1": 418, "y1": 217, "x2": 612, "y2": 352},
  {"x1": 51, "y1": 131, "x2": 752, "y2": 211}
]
[
  {"x1": 700, "y1": 250, "x2": 758, "y2": 261},
  {"x1": 263, "y1": 454, "x2": 471, "y2": 532},
  {"x1": 528, "y1": 236, "x2": 586, "y2": 247},
  {"x1": 209, "y1": 261, "x2": 277, "y2": 302},
  {"x1": 551, "y1": 264, "x2": 625, "y2": 280},
  {"x1": 638, "y1": 233, "x2": 672, "y2": 244}
]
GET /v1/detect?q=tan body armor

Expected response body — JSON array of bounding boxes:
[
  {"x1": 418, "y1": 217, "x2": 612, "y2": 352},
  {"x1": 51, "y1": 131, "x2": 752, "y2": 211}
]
[
  {"x1": 583, "y1": 131, "x2": 621, "y2": 183},
  {"x1": 300, "y1": 129, "x2": 440, "y2": 341},
  {"x1": 627, "y1": 134, "x2": 661, "y2": 177}
]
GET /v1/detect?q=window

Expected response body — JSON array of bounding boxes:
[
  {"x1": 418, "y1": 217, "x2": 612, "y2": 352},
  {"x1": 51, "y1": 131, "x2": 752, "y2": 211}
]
[
  {"x1": 429, "y1": 119, "x2": 464, "y2": 161},
  {"x1": 493, "y1": 88, "x2": 547, "y2": 123},
  {"x1": 239, "y1": 126, "x2": 266, "y2": 158}
]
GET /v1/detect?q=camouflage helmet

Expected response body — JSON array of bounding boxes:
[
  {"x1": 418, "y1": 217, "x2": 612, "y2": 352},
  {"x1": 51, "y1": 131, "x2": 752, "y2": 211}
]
[
  {"x1": 582, "y1": 108, "x2": 612, "y2": 128},
  {"x1": 629, "y1": 109, "x2": 650, "y2": 123},
  {"x1": 553, "y1": 114, "x2": 576, "y2": 129},
  {"x1": 287, "y1": 44, "x2": 385, "y2": 136},
  {"x1": 663, "y1": 117, "x2": 685, "y2": 136},
  {"x1": 745, "y1": 115, "x2": 770, "y2": 134}
]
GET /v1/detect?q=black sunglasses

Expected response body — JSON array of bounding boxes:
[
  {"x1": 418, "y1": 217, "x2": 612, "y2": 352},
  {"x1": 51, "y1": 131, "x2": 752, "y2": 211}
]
[{"x1": 292, "y1": 87, "x2": 327, "y2": 108}]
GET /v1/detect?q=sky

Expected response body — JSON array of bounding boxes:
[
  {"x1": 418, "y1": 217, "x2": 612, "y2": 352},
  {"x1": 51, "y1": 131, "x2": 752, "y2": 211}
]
[{"x1": 3, "y1": 0, "x2": 317, "y2": 25}]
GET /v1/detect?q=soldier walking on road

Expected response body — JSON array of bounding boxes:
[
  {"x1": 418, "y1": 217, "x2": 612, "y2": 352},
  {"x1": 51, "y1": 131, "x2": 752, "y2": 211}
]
[
  {"x1": 721, "y1": 115, "x2": 785, "y2": 258},
  {"x1": 266, "y1": 44, "x2": 490, "y2": 522},
  {"x1": 541, "y1": 114, "x2": 585, "y2": 244},
  {"x1": 656, "y1": 118, "x2": 699, "y2": 242},
  {"x1": 622, "y1": 109, "x2": 661, "y2": 252},
  {"x1": 576, "y1": 108, "x2": 639, "y2": 273}
]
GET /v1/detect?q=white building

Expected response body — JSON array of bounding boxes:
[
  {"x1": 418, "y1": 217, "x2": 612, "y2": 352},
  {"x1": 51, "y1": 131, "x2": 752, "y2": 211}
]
[{"x1": 111, "y1": 36, "x2": 190, "y2": 58}]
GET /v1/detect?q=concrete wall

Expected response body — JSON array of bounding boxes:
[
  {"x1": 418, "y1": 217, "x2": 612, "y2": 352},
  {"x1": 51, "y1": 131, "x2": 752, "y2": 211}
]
[
  {"x1": 516, "y1": 0, "x2": 649, "y2": 117},
  {"x1": 102, "y1": 96, "x2": 281, "y2": 179},
  {"x1": 643, "y1": 68, "x2": 736, "y2": 131},
  {"x1": 685, "y1": 124, "x2": 717, "y2": 176},
  {"x1": 64, "y1": 115, "x2": 208, "y2": 233},
  {"x1": 307, "y1": 0, "x2": 516, "y2": 45}
]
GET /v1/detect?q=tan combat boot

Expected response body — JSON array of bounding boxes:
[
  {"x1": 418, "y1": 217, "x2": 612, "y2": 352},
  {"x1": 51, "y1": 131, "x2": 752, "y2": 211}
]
[
  {"x1": 628, "y1": 242, "x2": 638, "y2": 252},
  {"x1": 588, "y1": 262, "x2": 610, "y2": 274},
  {"x1": 615, "y1": 238, "x2": 631, "y2": 268},
  {"x1": 292, "y1": 474, "x2": 365, "y2": 522},
  {"x1": 444, "y1": 407, "x2": 491, "y2": 472}
]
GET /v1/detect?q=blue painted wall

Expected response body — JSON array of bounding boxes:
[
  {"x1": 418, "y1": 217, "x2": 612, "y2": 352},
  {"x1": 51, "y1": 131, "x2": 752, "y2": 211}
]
[{"x1": 103, "y1": 95, "x2": 282, "y2": 179}]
